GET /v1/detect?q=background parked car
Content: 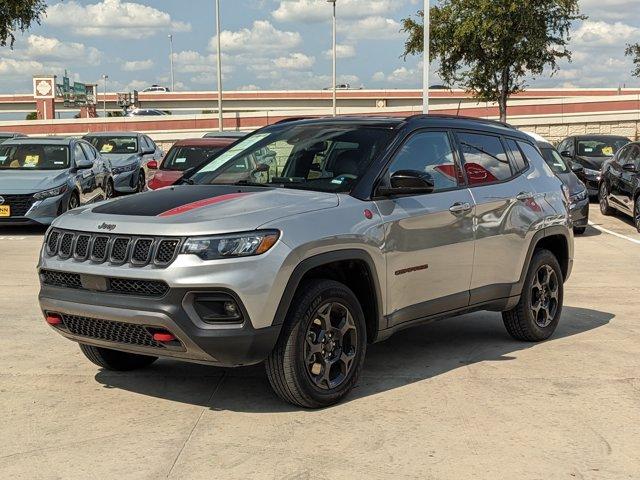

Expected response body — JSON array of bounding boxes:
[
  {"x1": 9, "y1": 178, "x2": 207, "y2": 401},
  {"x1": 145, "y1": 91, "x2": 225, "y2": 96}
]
[
  {"x1": 83, "y1": 132, "x2": 163, "y2": 194},
  {"x1": 525, "y1": 132, "x2": 589, "y2": 234},
  {"x1": 557, "y1": 135, "x2": 630, "y2": 197},
  {"x1": 599, "y1": 141, "x2": 640, "y2": 232},
  {"x1": 0, "y1": 137, "x2": 113, "y2": 225},
  {"x1": 126, "y1": 109, "x2": 170, "y2": 117},
  {"x1": 0, "y1": 132, "x2": 27, "y2": 143},
  {"x1": 147, "y1": 137, "x2": 240, "y2": 190},
  {"x1": 142, "y1": 85, "x2": 170, "y2": 93},
  {"x1": 202, "y1": 131, "x2": 249, "y2": 140}
]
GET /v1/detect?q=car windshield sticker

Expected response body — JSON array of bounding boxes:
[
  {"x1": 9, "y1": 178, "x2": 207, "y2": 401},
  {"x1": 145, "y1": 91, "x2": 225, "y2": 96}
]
[
  {"x1": 0, "y1": 156, "x2": 7, "y2": 162},
  {"x1": 24, "y1": 155, "x2": 40, "y2": 167},
  {"x1": 602, "y1": 146, "x2": 613, "y2": 156},
  {"x1": 101, "y1": 144, "x2": 114, "y2": 153},
  {"x1": 199, "y1": 133, "x2": 271, "y2": 173},
  {"x1": 584, "y1": 147, "x2": 594, "y2": 153},
  {"x1": 175, "y1": 158, "x2": 187, "y2": 164}
]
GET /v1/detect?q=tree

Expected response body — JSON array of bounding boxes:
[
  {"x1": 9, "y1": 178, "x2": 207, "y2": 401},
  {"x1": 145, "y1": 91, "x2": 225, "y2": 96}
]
[
  {"x1": 25, "y1": 112, "x2": 37, "y2": 120},
  {"x1": 402, "y1": 1, "x2": 585, "y2": 122},
  {"x1": 0, "y1": 0, "x2": 48, "y2": 48},
  {"x1": 626, "y1": 43, "x2": 640, "y2": 78}
]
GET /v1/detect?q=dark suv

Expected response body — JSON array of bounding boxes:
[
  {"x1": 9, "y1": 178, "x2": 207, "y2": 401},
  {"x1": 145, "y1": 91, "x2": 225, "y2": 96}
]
[
  {"x1": 38, "y1": 116, "x2": 573, "y2": 408},
  {"x1": 599, "y1": 141, "x2": 640, "y2": 232}
]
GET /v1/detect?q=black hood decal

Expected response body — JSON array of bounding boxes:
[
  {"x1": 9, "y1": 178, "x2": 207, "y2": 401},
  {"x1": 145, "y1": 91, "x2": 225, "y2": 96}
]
[{"x1": 92, "y1": 185, "x2": 269, "y2": 217}]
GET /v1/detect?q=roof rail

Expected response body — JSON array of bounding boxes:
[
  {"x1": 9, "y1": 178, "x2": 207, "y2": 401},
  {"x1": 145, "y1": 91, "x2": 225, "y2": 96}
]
[
  {"x1": 405, "y1": 113, "x2": 516, "y2": 130},
  {"x1": 273, "y1": 116, "x2": 317, "y2": 125}
]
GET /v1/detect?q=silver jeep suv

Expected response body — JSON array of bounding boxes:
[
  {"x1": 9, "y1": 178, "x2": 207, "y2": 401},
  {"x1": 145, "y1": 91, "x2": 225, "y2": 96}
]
[{"x1": 38, "y1": 116, "x2": 573, "y2": 408}]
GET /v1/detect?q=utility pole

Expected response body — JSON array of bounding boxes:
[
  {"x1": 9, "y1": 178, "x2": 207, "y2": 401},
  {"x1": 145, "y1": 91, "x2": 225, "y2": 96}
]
[
  {"x1": 422, "y1": 0, "x2": 430, "y2": 114},
  {"x1": 215, "y1": 0, "x2": 224, "y2": 131},
  {"x1": 328, "y1": 0, "x2": 337, "y2": 117},
  {"x1": 102, "y1": 74, "x2": 108, "y2": 120},
  {"x1": 168, "y1": 34, "x2": 175, "y2": 92}
]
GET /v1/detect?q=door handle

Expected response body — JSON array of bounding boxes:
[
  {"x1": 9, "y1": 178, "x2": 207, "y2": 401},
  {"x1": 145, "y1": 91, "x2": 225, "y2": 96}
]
[
  {"x1": 449, "y1": 202, "x2": 472, "y2": 214},
  {"x1": 516, "y1": 192, "x2": 535, "y2": 201}
]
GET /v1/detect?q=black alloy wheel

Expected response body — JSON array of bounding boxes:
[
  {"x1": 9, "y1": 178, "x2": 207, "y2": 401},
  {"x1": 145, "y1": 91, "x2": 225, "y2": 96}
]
[
  {"x1": 105, "y1": 180, "x2": 114, "y2": 199},
  {"x1": 635, "y1": 196, "x2": 640, "y2": 233},
  {"x1": 136, "y1": 171, "x2": 146, "y2": 193},
  {"x1": 530, "y1": 265, "x2": 560, "y2": 328},
  {"x1": 599, "y1": 183, "x2": 613, "y2": 215},
  {"x1": 67, "y1": 192, "x2": 79, "y2": 211}
]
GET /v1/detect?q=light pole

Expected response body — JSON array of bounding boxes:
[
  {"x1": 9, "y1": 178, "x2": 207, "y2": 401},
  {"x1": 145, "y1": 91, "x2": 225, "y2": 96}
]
[
  {"x1": 215, "y1": 0, "x2": 224, "y2": 131},
  {"x1": 168, "y1": 34, "x2": 175, "y2": 92},
  {"x1": 327, "y1": 0, "x2": 337, "y2": 117},
  {"x1": 102, "y1": 74, "x2": 108, "y2": 119},
  {"x1": 422, "y1": 0, "x2": 430, "y2": 114}
]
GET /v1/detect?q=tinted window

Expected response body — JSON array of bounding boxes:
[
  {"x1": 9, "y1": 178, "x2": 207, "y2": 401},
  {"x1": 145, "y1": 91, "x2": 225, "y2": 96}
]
[
  {"x1": 388, "y1": 131, "x2": 461, "y2": 192},
  {"x1": 0, "y1": 144, "x2": 70, "y2": 170},
  {"x1": 80, "y1": 142, "x2": 96, "y2": 160},
  {"x1": 626, "y1": 145, "x2": 640, "y2": 169},
  {"x1": 505, "y1": 139, "x2": 528, "y2": 173},
  {"x1": 457, "y1": 132, "x2": 512, "y2": 185},
  {"x1": 74, "y1": 144, "x2": 88, "y2": 163},
  {"x1": 577, "y1": 138, "x2": 628, "y2": 157},
  {"x1": 558, "y1": 139, "x2": 574, "y2": 155},
  {"x1": 540, "y1": 147, "x2": 570, "y2": 174},
  {"x1": 162, "y1": 146, "x2": 223, "y2": 171},
  {"x1": 86, "y1": 136, "x2": 138, "y2": 154}
]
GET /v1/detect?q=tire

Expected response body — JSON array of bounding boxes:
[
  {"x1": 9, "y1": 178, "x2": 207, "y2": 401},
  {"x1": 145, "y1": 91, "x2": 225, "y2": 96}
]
[
  {"x1": 634, "y1": 195, "x2": 640, "y2": 233},
  {"x1": 599, "y1": 182, "x2": 614, "y2": 216},
  {"x1": 265, "y1": 279, "x2": 367, "y2": 408},
  {"x1": 104, "y1": 179, "x2": 114, "y2": 199},
  {"x1": 79, "y1": 344, "x2": 157, "y2": 371},
  {"x1": 67, "y1": 191, "x2": 79, "y2": 211},
  {"x1": 573, "y1": 226, "x2": 586, "y2": 235},
  {"x1": 502, "y1": 249, "x2": 563, "y2": 342},
  {"x1": 136, "y1": 171, "x2": 146, "y2": 193}
]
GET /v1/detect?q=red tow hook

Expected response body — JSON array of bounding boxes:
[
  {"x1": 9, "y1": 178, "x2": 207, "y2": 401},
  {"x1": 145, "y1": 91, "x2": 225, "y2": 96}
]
[
  {"x1": 153, "y1": 332, "x2": 176, "y2": 343},
  {"x1": 46, "y1": 313, "x2": 63, "y2": 326}
]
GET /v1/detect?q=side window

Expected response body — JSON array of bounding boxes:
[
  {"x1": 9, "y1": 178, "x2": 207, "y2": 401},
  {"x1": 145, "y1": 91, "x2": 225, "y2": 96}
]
[
  {"x1": 145, "y1": 136, "x2": 157, "y2": 150},
  {"x1": 517, "y1": 141, "x2": 555, "y2": 177},
  {"x1": 140, "y1": 136, "x2": 150, "y2": 152},
  {"x1": 80, "y1": 142, "x2": 96, "y2": 160},
  {"x1": 457, "y1": 132, "x2": 512, "y2": 185},
  {"x1": 560, "y1": 138, "x2": 574, "y2": 155},
  {"x1": 505, "y1": 139, "x2": 528, "y2": 173},
  {"x1": 626, "y1": 146, "x2": 640, "y2": 169},
  {"x1": 388, "y1": 131, "x2": 461, "y2": 192},
  {"x1": 74, "y1": 143, "x2": 87, "y2": 164}
]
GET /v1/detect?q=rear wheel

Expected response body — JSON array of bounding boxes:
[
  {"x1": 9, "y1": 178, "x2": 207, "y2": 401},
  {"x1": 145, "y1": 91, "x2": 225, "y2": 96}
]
[
  {"x1": 599, "y1": 182, "x2": 614, "y2": 215},
  {"x1": 265, "y1": 279, "x2": 367, "y2": 408},
  {"x1": 502, "y1": 249, "x2": 563, "y2": 342},
  {"x1": 634, "y1": 196, "x2": 640, "y2": 233},
  {"x1": 79, "y1": 344, "x2": 157, "y2": 371}
]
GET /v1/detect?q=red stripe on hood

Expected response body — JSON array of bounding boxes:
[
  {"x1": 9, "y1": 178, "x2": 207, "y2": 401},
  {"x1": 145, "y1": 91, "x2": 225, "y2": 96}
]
[{"x1": 158, "y1": 192, "x2": 250, "y2": 217}]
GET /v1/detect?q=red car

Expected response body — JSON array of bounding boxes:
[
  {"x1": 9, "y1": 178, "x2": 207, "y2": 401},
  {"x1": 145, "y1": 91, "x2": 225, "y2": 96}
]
[{"x1": 147, "y1": 137, "x2": 239, "y2": 190}]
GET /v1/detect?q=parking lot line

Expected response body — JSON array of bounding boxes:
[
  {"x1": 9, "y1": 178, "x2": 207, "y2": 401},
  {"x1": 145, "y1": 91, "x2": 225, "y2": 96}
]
[{"x1": 588, "y1": 222, "x2": 640, "y2": 245}]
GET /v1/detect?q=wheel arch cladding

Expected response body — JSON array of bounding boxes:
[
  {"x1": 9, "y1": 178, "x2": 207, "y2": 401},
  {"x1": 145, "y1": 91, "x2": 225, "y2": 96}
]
[
  {"x1": 272, "y1": 249, "x2": 383, "y2": 344},
  {"x1": 534, "y1": 234, "x2": 569, "y2": 281}
]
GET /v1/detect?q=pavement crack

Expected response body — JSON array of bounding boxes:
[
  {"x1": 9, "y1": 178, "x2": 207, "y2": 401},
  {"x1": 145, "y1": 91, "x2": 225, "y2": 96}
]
[{"x1": 165, "y1": 373, "x2": 226, "y2": 478}]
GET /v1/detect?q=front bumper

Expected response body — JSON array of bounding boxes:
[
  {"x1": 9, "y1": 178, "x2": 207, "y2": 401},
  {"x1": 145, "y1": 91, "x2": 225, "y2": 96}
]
[
  {"x1": 0, "y1": 192, "x2": 67, "y2": 226},
  {"x1": 113, "y1": 169, "x2": 141, "y2": 193},
  {"x1": 570, "y1": 197, "x2": 590, "y2": 228},
  {"x1": 39, "y1": 285, "x2": 281, "y2": 366}
]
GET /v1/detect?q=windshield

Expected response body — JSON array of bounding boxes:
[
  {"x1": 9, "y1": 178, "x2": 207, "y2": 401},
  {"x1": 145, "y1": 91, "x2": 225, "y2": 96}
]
[
  {"x1": 0, "y1": 144, "x2": 69, "y2": 170},
  {"x1": 162, "y1": 146, "x2": 223, "y2": 171},
  {"x1": 85, "y1": 136, "x2": 138, "y2": 155},
  {"x1": 541, "y1": 147, "x2": 570, "y2": 174},
  {"x1": 189, "y1": 125, "x2": 394, "y2": 193},
  {"x1": 577, "y1": 139, "x2": 628, "y2": 158}
]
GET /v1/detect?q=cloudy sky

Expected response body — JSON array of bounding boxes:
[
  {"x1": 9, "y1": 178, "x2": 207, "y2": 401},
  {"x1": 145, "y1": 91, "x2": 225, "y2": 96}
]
[{"x1": 0, "y1": 0, "x2": 638, "y2": 94}]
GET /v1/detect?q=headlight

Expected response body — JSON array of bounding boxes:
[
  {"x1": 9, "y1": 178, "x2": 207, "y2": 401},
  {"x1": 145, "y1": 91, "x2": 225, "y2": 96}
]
[
  {"x1": 112, "y1": 163, "x2": 138, "y2": 174},
  {"x1": 181, "y1": 230, "x2": 280, "y2": 260},
  {"x1": 33, "y1": 184, "x2": 68, "y2": 200},
  {"x1": 583, "y1": 168, "x2": 600, "y2": 177},
  {"x1": 570, "y1": 188, "x2": 588, "y2": 203}
]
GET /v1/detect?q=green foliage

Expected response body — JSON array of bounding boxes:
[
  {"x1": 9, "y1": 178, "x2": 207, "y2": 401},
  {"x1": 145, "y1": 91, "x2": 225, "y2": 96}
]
[
  {"x1": 25, "y1": 111, "x2": 37, "y2": 120},
  {"x1": 107, "y1": 111, "x2": 124, "y2": 118},
  {"x1": 0, "y1": 0, "x2": 48, "y2": 48},
  {"x1": 402, "y1": 0, "x2": 585, "y2": 121},
  {"x1": 626, "y1": 43, "x2": 640, "y2": 78}
]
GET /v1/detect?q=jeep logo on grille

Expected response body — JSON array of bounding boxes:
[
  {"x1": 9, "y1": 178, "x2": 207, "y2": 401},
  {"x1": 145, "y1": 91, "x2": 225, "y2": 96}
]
[{"x1": 98, "y1": 222, "x2": 116, "y2": 231}]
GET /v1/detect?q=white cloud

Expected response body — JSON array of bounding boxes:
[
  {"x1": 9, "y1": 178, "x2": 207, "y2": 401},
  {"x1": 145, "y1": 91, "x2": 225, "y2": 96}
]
[
  {"x1": 237, "y1": 84, "x2": 261, "y2": 91},
  {"x1": 22, "y1": 35, "x2": 102, "y2": 65},
  {"x1": 46, "y1": 0, "x2": 191, "y2": 39},
  {"x1": 372, "y1": 67, "x2": 419, "y2": 86},
  {"x1": 121, "y1": 59, "x2": 154, "y2": 71},
  {"x1": 272, "y1": 0, "x2": 397, "y2": 23},
  {"x1": 339, "y1": 16, "x2": 402, "y2": 40},
  {"x1": 323, "y1": 44, "x2": 356, "y2": 59},
  {"x1": 571, "y1": 20, "x2": 639, "y2": 47},
  {"x1": 212, "y1": 21, "x2": 301, "y2": 53},
  {"x1": 173, "y1": 50, "x2": 233, "y2": 74},
  {"x1": 273, "y1": 53, "x2": 315, "y2": 70},
  {"x1": 0, "y1": 58, "x2": 44, "y2": 76}
]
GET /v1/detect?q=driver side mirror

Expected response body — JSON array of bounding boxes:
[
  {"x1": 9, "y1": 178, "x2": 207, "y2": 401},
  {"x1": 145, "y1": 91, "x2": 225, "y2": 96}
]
[
  {"x1": 142, "y1": 147, "x2": 155, "y2": 155},
  {"x1": 76, "y1": 159, "x2": 94, "y2": 170},
  {"x1": 377, "y1": 170, "x2": 435, "y2": 197},
  {"x1": 571, "y1": 163, "x2": 584, "y2": 174},
  {"x1": 560, "y1": 151, "x2": 572, "y2": 159}
]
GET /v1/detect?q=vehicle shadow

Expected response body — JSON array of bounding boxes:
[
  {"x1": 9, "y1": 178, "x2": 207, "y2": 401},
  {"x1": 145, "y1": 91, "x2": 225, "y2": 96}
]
[
  {"x1": 578, "y1": 226, "x2": 601, "y2": 238},
  {"x1": 0, "y1": 225, "x2": 48, "y2": 236},
  {"x1": 94, "y1": 306, "x2": 613, "y2": 412}
]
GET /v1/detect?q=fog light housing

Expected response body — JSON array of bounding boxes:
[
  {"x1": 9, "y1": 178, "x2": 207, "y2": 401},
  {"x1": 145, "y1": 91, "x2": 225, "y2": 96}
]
[{"x1": 193, "y1": 294, "x2": 244, "y2": 324}]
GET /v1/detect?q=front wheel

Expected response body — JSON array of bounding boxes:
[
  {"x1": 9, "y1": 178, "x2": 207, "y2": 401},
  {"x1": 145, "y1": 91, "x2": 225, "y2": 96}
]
[
  {"x1": 104, "y1": 179, "x2": 114, "y2": 199},
  {"x1": 634, "y1": 196, "x2": 640, "y2": 233},
  {"x1": 599, "y1": 182, "x2": 614, "y2": 215},
  {"x1": 502, "y1": 249, "x2": 563, "y2": 342},
  {"x1": 79, "y1": 344, "x2": 157, "y2": 371},
  {"x1": 67, "y1": 192, "x2": 79, "y2": 211},
  {"x1": 136, "y1": 171, "x2": 146, "y2": 193},
  {"x1": 265, "y1": 279, "x2": 367, "y2": 408}
]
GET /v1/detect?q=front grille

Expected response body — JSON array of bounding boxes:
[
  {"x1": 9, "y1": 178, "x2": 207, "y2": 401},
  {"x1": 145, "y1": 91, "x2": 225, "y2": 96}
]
[
  {"x1": 45, "y1": 229, "x2": 182, "y2": 268},
  {"x1": 40, "y1": 269, "x2": 169, "y2": 298},
  {"x1": 0, "y1": 194, "x2": 34, "y2": 217},
  {"x1": 109, "y1": 278, "x2": 169, "y2": 297},
  {"x1": 40, "y1": 270, "x2": 82, "y2": 289},
  {"x1": 61, "y1": 314, "x2": 165, "y2": 349}
]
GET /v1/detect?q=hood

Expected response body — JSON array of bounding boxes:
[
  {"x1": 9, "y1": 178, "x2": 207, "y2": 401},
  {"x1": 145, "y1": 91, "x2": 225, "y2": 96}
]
[
  {"x1": 556, "y1": 171, "x2": 586, "y2": 195},
  {"x1": 102, "y1": 153, "x2": 141, "y2": 166},
  {"x1": 575, "y1": 156, "x2": 609, "y2": 170},
  {"x1": 0, "y1": 169, "x2": 69, "y2": 194},
  {"x1": 54, "y1": 185, "x2": 340, "y2": 235}
]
